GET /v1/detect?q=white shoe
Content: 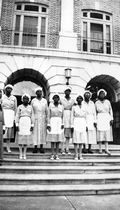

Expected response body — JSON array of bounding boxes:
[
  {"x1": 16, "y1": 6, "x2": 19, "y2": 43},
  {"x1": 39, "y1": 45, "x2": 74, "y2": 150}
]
[
  {"x1": 61, "y1": 151, "x2": 65, "y2": 155},
  {"x1": 55, "y1": 155, "x2": 60, "y2": 160},
  {"x1": 19, "y1": 155, "x2": 22, "y2": 159},
  {"x1": 6, "y1": 148, "x2": 11, "y2": 153},
  {"x1": 74, "y1": 155, "x2": 78, "y2": 160},
  {"x1": 23, "y1": 156, "x2": 26, "y2": 160},
  {"x1": 66, "y1": 150, "x2": 71, "y2": 155},
  {"x1": 50, "y1": 155, "x2": 54, "y2": 160}
]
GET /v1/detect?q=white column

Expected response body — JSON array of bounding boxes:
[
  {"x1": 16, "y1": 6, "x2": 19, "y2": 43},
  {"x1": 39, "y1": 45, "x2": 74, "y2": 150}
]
[
  {"x1": 59, "y1": 0, "x2": 77, "y2": 51},
  {"x1": 0, "y1": 0, "x2": 2, "y2": 44}
]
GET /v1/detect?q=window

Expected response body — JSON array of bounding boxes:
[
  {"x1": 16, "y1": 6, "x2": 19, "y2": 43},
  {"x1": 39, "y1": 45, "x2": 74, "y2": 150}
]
[
  {"x1": 90, "y1": 12, "x2": 103, "y2": 19},
  {"x1": 82, "y1": 10, "x2": 112, "y2": 54},
  {"x1": 90, "y1": 23, "x2": 103, "y2": 53},
  {"x1": 83, "y1": 22, "x2": 87, "y2": 51},
  {"x1": 13, "y1": 3, "x2": 48, "y2": 47}
]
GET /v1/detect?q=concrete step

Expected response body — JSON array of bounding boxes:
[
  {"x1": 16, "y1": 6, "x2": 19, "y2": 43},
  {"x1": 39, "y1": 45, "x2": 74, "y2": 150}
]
[
  {"x1": 3, "y1": 144, "x2": 120, "y2": 154},
  {"x1": 3, "y1": 147, "x2": 120, "y2": 153},
  {"x1": 0, "y1": 173, "x2": 120, "y2": 185},
  {"x1": 1, "y1": 165, "x2": 120, "y2": 174},
  {"x1": 3, "y1": 152, "x2": 120, "y2": 159},
  {"x1": 2, "y1": 144, "x2": 120, "y2": 196},
  {"x1": 2, "y1": 158, "x2": 120, "y2": 166},
  {"x1": 1, "y1": 184, "x2": 120, "y2": 196}
]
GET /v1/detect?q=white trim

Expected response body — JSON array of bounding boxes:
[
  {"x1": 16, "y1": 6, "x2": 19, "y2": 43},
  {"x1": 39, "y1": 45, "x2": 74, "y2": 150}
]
[{"x1": 81, "y1": 10, "x2": 113, "y2": 54}]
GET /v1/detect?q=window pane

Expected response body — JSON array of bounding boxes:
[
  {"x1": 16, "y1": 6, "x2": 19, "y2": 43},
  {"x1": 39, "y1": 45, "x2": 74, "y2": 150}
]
[
  {"x1": 14, "y1": 15, "x2": 20, "y2": 45},
  {"x1": 15, "y1": 15, "x2": 20, "y2": 31},
  {"x1": 24, "y1": 5, "x2": 39, "y2": 12},
  {"x1": 40, "y1": 17, "x2": 46, "y2": 47},
  {"x1": 83, "y1": 22, "x2": 87, "y2": 38},
  {"x1": 23, "y1": 16, "x2": 38, "y2": 33},
  {"x1": 83, "y1": 12, "x2": 87, "y2": 17},
  {"x1": 90, "y1": 23, "x2": 103, "y2": 53},
  {"x1": 106, "y1": 25, "x2": 110, "y2": 41},
  {"x1": 106, "y1": 25, "x2": 111, "y2": 54},
  {"x1": 106, "y1": 15, "x2": 110, "y2": 20},
  {"x1": 16, "y1": 5, "x2": 21, "y2": 10},
  {"x1": 90, "y1": 12, "x2": 103, "y2": 19},
  {"x1": 22, "y1": 16, "x2": 38, "y2": 46},
  {"x1": 22, "y1": 34, "x2": 37, "y2": 46},
  {"x1": 41, "y1": 17, "x2": 46, "y2": 34},
  {"x1": 40, "y1": 35, "x2": 45, "y2": 47},
  {"x1": 83, "y1": 22, "x2": 87, "y2": 51},
  {"x1": 42, "y1": 7, "x2": 46, "y2": 13},
  {"x1": 14, "y1": 33, "x2": 19, "y2": 45}
]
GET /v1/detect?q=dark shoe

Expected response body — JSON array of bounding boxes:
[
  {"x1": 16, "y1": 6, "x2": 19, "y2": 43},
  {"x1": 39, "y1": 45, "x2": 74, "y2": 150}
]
[
  {"x1": 40, "y1": 148, "x2": 45, "y2": 153},
  {"x1": 88, "y1": 149, "x2": 93, "y2": 154},
  {"x1": 105, "y1": 150, "x2": 111, "y2": 156},
  {"x1": 78, "y1": 155, "x2": 83, "y2": 160},
  {"x1": 33, "y1": 148, "x2": 38, "y2": 153},
  {"x1": 82, "y1": 148, "x2": 87, "y2": 154}
]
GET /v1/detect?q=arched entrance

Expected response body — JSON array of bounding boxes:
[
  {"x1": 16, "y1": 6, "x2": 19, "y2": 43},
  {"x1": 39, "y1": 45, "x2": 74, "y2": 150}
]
[
  {"x1": 4, "y1": 68, "x2": 49, "y2": 105},
  {"x1": 86, "y1": 75, "x2": 120, "y2": 144}
]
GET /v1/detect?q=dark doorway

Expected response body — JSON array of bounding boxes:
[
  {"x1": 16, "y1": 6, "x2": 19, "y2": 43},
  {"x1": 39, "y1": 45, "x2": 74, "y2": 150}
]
[{"x1": 112, "y1": 102, "x2": 120, "y2": 145}]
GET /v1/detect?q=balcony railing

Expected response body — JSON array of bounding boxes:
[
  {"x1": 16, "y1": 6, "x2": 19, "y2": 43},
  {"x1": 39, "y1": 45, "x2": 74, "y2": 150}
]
[
  {"x1": 1, "y1": 29, "x2": 120, "y2": 55},
  {"x1": 1, "y1": 29, "x2": 59, "y2": 49}
]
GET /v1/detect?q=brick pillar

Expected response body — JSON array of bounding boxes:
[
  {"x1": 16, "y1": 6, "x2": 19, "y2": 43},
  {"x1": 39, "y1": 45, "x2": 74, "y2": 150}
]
[
  {"x1": 0, "y1": 112, "x2": 3, "y2": 166},
  {"x1": 59, "y1": 0, "x2": 77, "y2": 51},
  {"x1": 0, "y1": 0, "x2": 2, "y2": 44}
]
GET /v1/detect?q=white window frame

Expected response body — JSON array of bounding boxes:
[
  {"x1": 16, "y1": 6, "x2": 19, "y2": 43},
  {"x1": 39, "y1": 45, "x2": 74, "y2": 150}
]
[
  {"x1": 12, "y1": 2, "x2": 48, "y2": 48},
  {"x1": 81, "y1": 10, "x2": 113, "y2": 54}
]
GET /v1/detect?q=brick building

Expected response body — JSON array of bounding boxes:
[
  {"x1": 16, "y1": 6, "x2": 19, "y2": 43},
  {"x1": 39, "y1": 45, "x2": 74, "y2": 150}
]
[{"x1": 0, "y1": 0, "x2": 120, "y2": 143}]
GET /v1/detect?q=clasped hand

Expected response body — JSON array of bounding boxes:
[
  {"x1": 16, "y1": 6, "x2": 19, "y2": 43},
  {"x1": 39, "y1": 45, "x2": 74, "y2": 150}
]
[
  {"x1": 16, "y1": 126, "x2": 33, "y2": 132},
  {"x1": 47, "y1": 125, "x2": 64, "y2": 131},
  {"x1": 110, "y1": 120, "x2": 113, "y2": 126}
]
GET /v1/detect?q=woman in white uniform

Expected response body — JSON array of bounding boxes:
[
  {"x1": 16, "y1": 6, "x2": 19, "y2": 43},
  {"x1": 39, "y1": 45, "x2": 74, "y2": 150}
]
[
  {"x1": 71, "y1": 95, "x2": 87, "y2": 160},
  {"x1": 95, "y1": 89, "x2": 113, "y2": 155},
  {"x1": 47, "y1": 93, "x2": 64, "y2": 160},
  {"x1": 82, "y1": 90, "x2": 97, "y2": 154},
  {"x1": 1, "y1": 84, "x2": 17, "y2": 153},
  {"x1": 60, "y1": 86, "x2": 75, "y2": 155},
  {"x1": 31, "y1": 87, "x2": 48, "y2": 153},
  {"x1": 15, "y1": 93, "x2": 34, "y2": 159}
]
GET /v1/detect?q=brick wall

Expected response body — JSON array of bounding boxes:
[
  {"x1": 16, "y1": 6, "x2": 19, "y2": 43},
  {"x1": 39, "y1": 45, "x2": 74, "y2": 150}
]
[
  {"x1": 1, "y1": 0, "x2": 120, "y2": 53},
  {"x1": 74, "y1": 0, "x2": 120, "y2": 54},
  {"x1": 1, "y1": 0, "x2": 61, "y2": 48},
  {"x1": 1, "y1": 0, "x2": 14, "y2": 45},
  {"x1": 47, "y1": 0, "x2": 61, "y2": 48}
]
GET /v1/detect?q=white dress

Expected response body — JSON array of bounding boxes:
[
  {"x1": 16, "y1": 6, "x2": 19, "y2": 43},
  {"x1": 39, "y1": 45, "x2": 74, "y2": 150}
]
[
  {"x1": 31, "y1": 97, "x2": 48, "y2": 145},
  {"x1": 71, "y1": 104, "x2": 87, "y2": 144},
  {"x1": 60, "y1": 97, "x2": 75, "y2": 138},
  {"x1": 15, "y1": 104, "x2": 34, "y2": 145},
  {"x1": 1, "y1": 94, "x2": 17, "y2": 139},
  {"x1": 47, "y1": 103, "x2": 64, "y2": 142},
  {"x1": 82, "y1": 100, "x2": 97, "y2": 145},
  {"x1": 95, "y1": 99, "x2": 113, "y2": 142}
]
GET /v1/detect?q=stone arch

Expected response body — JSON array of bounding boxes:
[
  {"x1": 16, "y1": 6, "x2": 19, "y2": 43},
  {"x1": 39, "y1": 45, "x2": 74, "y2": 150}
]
[
  {"x1": 86, "y1": 74, "x2": 120, "y2": 103},
  {"x1": 4, "y1": 68, "x2": 50, "y2": 101}
]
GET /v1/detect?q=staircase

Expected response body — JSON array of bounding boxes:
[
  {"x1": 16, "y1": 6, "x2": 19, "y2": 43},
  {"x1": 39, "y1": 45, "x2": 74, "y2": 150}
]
[{"x1": 1, "y1": 144, "x2": 120, "y2": 196}]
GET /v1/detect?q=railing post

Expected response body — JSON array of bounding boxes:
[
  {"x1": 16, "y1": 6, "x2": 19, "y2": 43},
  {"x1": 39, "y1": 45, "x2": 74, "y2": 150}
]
[{"x1": 0, "y1": 112, "x2": 3, "y2": 166}]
